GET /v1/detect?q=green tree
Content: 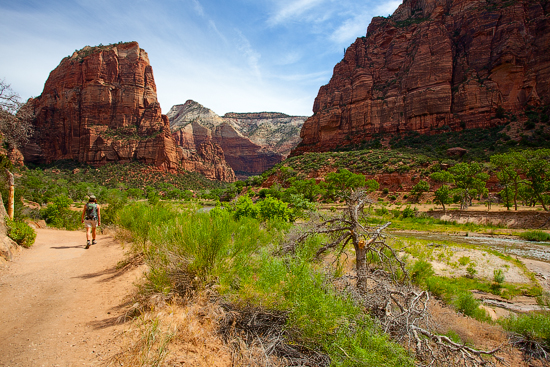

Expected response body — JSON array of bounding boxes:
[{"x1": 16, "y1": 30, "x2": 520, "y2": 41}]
[
  {"x1": 518, "y1": 149, "x2": 550, "y2": 211},
  {"x1": 233, "y1": 195, "x2": 258, "y2": 220},
  {"x1": 433, "y1": 185, "x2": 452, "y2": 214},
  {"x1": 324, "y1": 169, "x2": 366, "y2": 200},
  {"x1": 447, "y1": 162, "x2": 489, "y2": 210},
  {"x1": 410, "y1": 180, "x2": 430, "y2": 202},
  {"x1": 257, "y1": 195, "x2": 293, "y2": 222},
  {"x1": 491, "y1": 152, "x2": 525, "y2": 210},
  {"x1": 365, "y1": 179, "x2": 380, "y2": 192},
  {"x1": 287, "y1": 178, "x2": 323, "y2": 202}
]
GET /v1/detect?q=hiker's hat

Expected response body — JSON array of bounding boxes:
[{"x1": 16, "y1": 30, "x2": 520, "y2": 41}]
[{"x1": 89, "y1": 195, "x2": 96, "y2": 200}]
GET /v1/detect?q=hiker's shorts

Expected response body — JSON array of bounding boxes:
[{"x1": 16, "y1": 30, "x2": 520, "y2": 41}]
[{"x1": 84, "y1": 219, "x2": 98, "y2": 228}]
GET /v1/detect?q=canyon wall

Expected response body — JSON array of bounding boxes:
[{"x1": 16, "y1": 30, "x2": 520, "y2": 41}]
[
  {"x1": 293, "y1": 0, "x2": 550, "y2": 154},
  {"x1": 22, "y1": 42, "x2": 235, "y2": 181},
  {"x1": 25, "y1": 42, "x2": 182, "y2": 170},
  {"x1": 168, "y1": 100, "x2": 306, "y2": 178}
]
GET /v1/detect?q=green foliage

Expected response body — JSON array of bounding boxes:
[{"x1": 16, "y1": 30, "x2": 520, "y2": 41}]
[
  {"x1": 447, "y1": 162, "x2": 490, "y2": 209},
  {"x1": 365, "y1": 179, "x2": 380, "y2": 192},
  {"x1": 499, "y1": 312, "x2": 550, "y2": 352},
  {"x1": 433, "y1": 185, "x2": 452, "y2": 212},
  {"x1": 257, "y1": 195, "x2": 293, "y2": 222},
  {"x1": 425, "y1": 276, "x2": 490, "y2": 322},
  {"x1": 519, "y1": 230, "x2": 550, "y2": 242},
  {"x1": 401, "y1": 206, "x2": 417, "y2": 218},
  {"x1": 466, "y1": 263, "x2": 477, "y2": 278},
  {"x1": 116, "y1": 203, "x2": 414, "y2": 366},
  {"x1": 493, "y1": 269, "x2": 505, "y2": 284},
  {"x1": 410, "y1": 260, "x2": 434, "y2": 285},
  {"x1": 6, "y1": 219, "x2": 36, "y2": 248},
  {"x1": 233, "y1": 195, "x2": 259, "y2": 220},
  {"x1": 325, "y1": 168, "x2": 366, "y2": 200},
  {"x1": 40, "y1": 195, "x2": 80, "y2": 230},
  {"x1": 411, "y1": 180, "x2": 430, "y2": 196},
  {"x1": 100, "y1": 189, "x2": 128, "y2": 225}
]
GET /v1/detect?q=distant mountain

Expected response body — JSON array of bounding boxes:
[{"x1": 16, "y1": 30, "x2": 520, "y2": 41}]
[{"x1": 167, "y1": 100, "x2": 306, "y2": 178}]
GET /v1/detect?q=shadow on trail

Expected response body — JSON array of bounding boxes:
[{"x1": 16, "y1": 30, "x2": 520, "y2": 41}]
[
  {"x1": 74, "y1": 266, "x2": 126, "y2": 282},
  {"x1": 50, "y1": 245, "x2": 86, "y2": 249}
]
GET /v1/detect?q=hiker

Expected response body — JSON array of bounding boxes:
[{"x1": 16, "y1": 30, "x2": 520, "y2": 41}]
[{"x1": 81, "y1": 195, "x2": 101, "y2": 249}]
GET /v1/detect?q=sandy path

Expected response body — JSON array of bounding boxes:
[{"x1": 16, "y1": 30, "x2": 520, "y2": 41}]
[{"x1": 0, "y1": 228, "x2": 143, "y2": 367}]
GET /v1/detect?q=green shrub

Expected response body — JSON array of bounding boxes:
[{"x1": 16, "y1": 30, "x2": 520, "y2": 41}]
[
  {"x1": 454, "y1": 292, "x2": 489, "y2": 320},
  {"x1": 6, "y1": 220, "x2": 37, "y2": 248},
  {"x1": 40, "y1": 195, "x2": 80, "y2": 230},
  {"x1": 375, "y1": 207, "x2": 390, "y2": 216},
  {"x1": 233, "y1": 195, "x2": 259, "y2": 220},
  {"x1": 410, "y1": 260, "x2": 434, "y2": 285},
  {"x1": 466, "y1": 264, "x2": 477, "y2": 278},
  {"x1": 493, "y1": 269, "x2": 505, "y2": 284},
  {"x1": 257, "y1": 195, "x2": 293, "y2": 222},
  {"x1": 499, "y1": 312, "x2": 550, "y2": 353},
  {"x1": 520, "y1": 230, "x2": 550, "y2": 242},
  {"x1": 401, "y1": 206, "x2": 417, "y2": 218}
]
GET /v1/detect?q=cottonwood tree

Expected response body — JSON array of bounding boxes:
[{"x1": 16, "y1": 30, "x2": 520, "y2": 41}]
[
  {"x1": 447, "y1": 163, "x2": 489, "y2": 210},
  {"x1": 0, "y1": 79, "x2": 34, "y2": 150},
  {"x1": 491, "y1": 152, "x2": 525, "y2": 210},
  {"x1": 519, "y1": 149, "x2": 550, "y2": 211},
  {"x1": 410, "y1": 180, "x2": 430, "y2": 202}
]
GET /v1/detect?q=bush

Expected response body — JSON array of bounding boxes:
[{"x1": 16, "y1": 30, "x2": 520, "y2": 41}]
[
  {"x1": 233, "y1": 195, "x2": 259, "y2": 220},
  {"x1": 402, "y1": 206, "x2": 417, "y2": 218},
  {"x1": 454, "y1": 292, "x2": 489, "y2": 320},
  {"x1": 499, "y1": 313, "x2": 550, "y2": 353},
  {"x1": 410, "y1": 260, "x2": 434, "y2": 285},
  {"x1": 493, "y1": 269, "x2": 505, "y2": 284},
  {"x1": 6, "y1": 220, "x2": 36, "y2": 248},
  {"x1": 40, "y1": 195, "x2": 81, "y2": 230},
  {"x1": 257, "y1": 195, "x2": 293, "y2": 222},
  {"x1": 520, "y1": 230, "x2": 550, "y2": 242}
]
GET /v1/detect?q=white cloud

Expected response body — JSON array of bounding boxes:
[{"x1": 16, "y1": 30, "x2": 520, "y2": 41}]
[
  {"x1": 235, "y1": 31, "x2": 262, "y2": 80},
  {"x1": 329, "y1": 0, "x2": 401, "y2": 45},
  {"x1": 190, "y1": 0, "x2": 205, "y2": 17},
  {"x1": 268, "y1": 0, "x2": 326, "y2": 26}
]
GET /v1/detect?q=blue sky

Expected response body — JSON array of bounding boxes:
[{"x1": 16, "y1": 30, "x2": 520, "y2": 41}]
[{"x1": 0, "y1": 0, "x2": 401, "y2": 116}]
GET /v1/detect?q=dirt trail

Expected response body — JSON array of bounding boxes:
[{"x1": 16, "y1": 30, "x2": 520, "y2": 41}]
[{"x1": 0, "y1": 228, "x2": 143, "y2": 367}]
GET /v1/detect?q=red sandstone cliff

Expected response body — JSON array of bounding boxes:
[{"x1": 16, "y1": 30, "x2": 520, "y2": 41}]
[
  {"x1": 22, "y1": 42, "x2": 235, "y2": 182},
  {"x1": 25, "y1": 42, "x2": 182, "y2": 170},
  {"x1": 293, "y1": 0, "x2": 550, "y2": 154}
]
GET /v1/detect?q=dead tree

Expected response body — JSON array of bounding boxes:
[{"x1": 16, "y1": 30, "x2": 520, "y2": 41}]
[{"x1": 286, "y1": 190, "x2": 504, "y2": 367}]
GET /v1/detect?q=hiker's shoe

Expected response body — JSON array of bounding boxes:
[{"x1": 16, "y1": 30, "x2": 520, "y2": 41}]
[
  {"x1": 92, "y1": 239, "x2": 97, "y2": 245},
  {"x1": 85, "y1": 241, "x2": 91, "y2": 249}
]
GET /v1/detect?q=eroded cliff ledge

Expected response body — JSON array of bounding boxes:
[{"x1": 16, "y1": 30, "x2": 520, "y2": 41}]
[{"x1": 293, "y1": 0, "x2": 550, "y2": 155}]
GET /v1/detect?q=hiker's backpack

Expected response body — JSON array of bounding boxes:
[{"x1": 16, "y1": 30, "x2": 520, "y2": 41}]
[{"x1": 85, "y1": 203, "x2": 98, "y2": 220}]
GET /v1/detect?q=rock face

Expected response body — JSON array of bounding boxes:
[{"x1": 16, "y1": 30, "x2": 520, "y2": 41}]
[
  {"x1": 293, "y1": 0, "x2": 550, "y2": 154},
  {"x1": 24, "y1": 42, "x2": 182, "y2": 171},
  {"x1": 168, "y1": 100, "x2": 306, "y2": 178}
]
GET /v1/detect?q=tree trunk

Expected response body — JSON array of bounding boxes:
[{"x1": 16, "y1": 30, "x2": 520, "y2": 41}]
[{"x1": 355, "y1": 241, "x2": 367, "y2": 291}]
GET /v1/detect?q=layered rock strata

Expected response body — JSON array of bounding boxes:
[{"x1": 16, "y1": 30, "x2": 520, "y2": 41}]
[
  {"x1": 22, "y1": 42, "x2": 235, "y2": 181},
  {"x1": 168, "y1": 100, "x2": 306, "y2": 177},
  {"x1": 293, "y1": 0, "x2": 550, "y2": 154}
]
